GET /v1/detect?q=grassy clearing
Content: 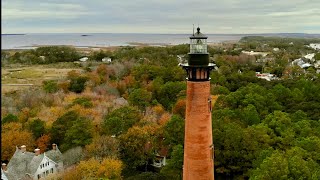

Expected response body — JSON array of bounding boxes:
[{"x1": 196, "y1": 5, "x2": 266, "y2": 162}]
[{"x1": 1, "y1": 64, "x2": 82, "y2": 93}]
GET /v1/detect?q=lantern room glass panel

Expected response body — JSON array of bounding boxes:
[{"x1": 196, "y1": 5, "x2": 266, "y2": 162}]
[{"x1": 190, "y1": 39, "x2": 207, "y2": 53}]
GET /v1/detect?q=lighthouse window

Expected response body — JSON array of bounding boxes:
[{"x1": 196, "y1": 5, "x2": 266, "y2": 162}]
[{"x1": 208, "y1": 97, "x2": 212, "y2": 112}]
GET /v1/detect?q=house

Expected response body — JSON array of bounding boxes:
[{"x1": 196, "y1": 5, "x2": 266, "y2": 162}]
[
  {"x1": 292, "y1": 58, "x2": 312, "y2": 69},
  {"x1": 1, "y1": 167, "x2": 8, "y2": 180},
  {"x1": 309, "y1": 43, "x2": 320, "y2": 50},
  {"x1": 304, "y1": 53, "x2": 315, "y2": 61},
  {"x1": 152, "y1": 154, "x2": 167, "y2": 168},
  {"x1": 256, "y1": 72, "x2": 277, "y2": 81},
  {"x1": 39, "y1": 56, "x2": 45, "y2": 61},
  {"x1": 314, "y1": 61, "x2": 320, "y2": 69},
  {"x1": 2, "y1": 144, "x2": 63, "y2": 180},
  {"x1": 241, "y1": 51, "x2": 268, "y2": 57},
  {"x1": 151, "y1": 143, "x2": 168, "y2": 169},
  {"x1": 152, "y1": 147, "x2": 168, "y2": 168},
  {"x1": 79, "y1": 57, "x2": 88, "y2": 62},
  {"x1": 102, "y1": 57, "x2": 112, "y2": 63}
]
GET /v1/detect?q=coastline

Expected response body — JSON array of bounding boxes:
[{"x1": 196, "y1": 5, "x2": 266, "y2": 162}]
[{"x1": 1, "y1": 33, "x2": 244, "y2": 50}]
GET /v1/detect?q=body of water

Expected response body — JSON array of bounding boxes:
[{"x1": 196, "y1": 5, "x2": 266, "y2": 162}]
[
  {"x1": 2, "y1": 33, "x2": 320, "y2": 50},
  {"x1": 1, "y1": 33, "x2": 244, "y2": 50}
]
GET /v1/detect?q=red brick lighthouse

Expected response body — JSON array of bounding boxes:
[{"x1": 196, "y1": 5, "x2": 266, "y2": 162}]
[{"x1": 181, "y1": 27, "x2": 215, "y2": 180}]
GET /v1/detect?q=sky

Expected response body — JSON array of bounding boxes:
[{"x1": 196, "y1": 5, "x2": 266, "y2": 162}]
[{"x1": 2, "y1": 0, "x2": 320, "y2": 34}]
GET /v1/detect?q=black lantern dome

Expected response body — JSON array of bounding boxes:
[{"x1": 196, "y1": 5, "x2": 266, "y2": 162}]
[{"x1": 181, "y1": 27, "x2": 215, "y2": 81}]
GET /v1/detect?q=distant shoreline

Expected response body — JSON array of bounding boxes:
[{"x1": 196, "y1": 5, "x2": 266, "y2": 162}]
[
  {"x1": 2, "y1": 33, "x2": 320, "y2": 50},
  {"x1": 2, "y1": 34, "x2": 26, "y2": 36}
]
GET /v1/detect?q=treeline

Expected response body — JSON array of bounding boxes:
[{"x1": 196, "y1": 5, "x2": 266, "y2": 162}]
[
  {"x1": 239, "y1": 36, "x2": 320, "y2": 55},
  {"x1": 1, "y1": 44, "x2": 189, "y2": 65},
  {"x1": 240, "y1": 36, "x2": 320, "y2": 47}
]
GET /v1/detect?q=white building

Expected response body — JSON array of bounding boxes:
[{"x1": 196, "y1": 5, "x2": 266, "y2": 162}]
[
  {"x1": 102, "y1": 57, "x2": 112, "y2": 63},
  {"x1": 256, "y1": 72, "x2": 277, "y2": 81},
  {"x1": 2, "y1": 144, "x2": 63, "y2": 180},
  {"x1": 304, "y1": 53, "x2": 315, "y2": 61},
  {"x1": 79, "y1": 57, "x2": 88, "y2": 62},
  {"x1": 292, "y1": 58, "x2": 312, "y2": 69},
  {"x1": 309, "y1": 43, "x2": 320, "y2": 50},
  {"x1": 151, "y1": 147, "x2": 168, "y2": 168},
  {"x1": 314, "y1": 61, "x2": 320, "y2": 68},
  {"x1": 242, "y1": 51, "x2": 268, "y2": 57},
  {"x1": 1, "y1": 167, "x2": 8, "y2": 180}
]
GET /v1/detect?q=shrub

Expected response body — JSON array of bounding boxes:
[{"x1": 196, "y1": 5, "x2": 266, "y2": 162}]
[
  {"x1": 43, "y1": 80, "x2": 59, "y2": 93},
  {"x1": 1, "y1": 113, "x2": 18, "y2": 124},
  {"x1": 72, "y1": 97, "x2": 93, "y2": 108}
]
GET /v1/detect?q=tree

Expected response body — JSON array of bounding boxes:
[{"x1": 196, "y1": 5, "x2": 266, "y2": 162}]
[
  {"x1": 50, "y1": 111, "x2": 79, "y2": 146},
  {"x1": 94, "y1": 63, "x2": 115, "y2": 83},
  {"x1": 250, "y1": 151, "x2": 289, "y2": 180},
  {"x1": 172, "y1": 99, "x2": 186, "y2": 118},
  {"x1": 119, "y1": 125, "x2": 160, "y2": 170},
  {"x1": 163, "y1": 115, "x2": 185, "y2": 147},
  {"x1": 62, "y1": 167, "x2": 82, "y2": 180},
  {"x1": 129, "y1": 88, "x2": 152, "y2": 111},
  {"x1": 160, "y1": 144, "x2": 184, "y2": 179},
  {"x1": 1, "y1": 122, "x2": 35, "y2": 160},
  {"x1": 65, "y1": 157, "x2": 123, "y2": 180},
  {"x1": 242, "y1": 104, "x2": 260, "y2": 126},
  {"x1": 72, "y1": 97, "x2": 93, "y2": 108},
  {"x1": 63, "y1": 117, "x2": 94, "y2": 150},
  {"x1": 127, "y1": 172, "x2": 167, "y2": 180},
  {"x1": 76, "y1": 158, "x2": 101, "y2": 179},
  {"x1": 102, "y1": 106, "x2": 141, "y2": 136},
  {"x1": 68, "y1": 76, "x2": 88, "y2": 93},
  {"x1": 69, "y1": 76, "x2": 88, "y2": 93},
  {"x1": 157, "y1": 81, "x2": 186, "y2": 110},
  {"x1": 315, "y1": 53, "x2": 320, "y2": 60},
  {"x1": 286, "y1": 147, "x2": 320, "y2": 179},
  {"x1": 27, "y1": 118, "x2": 46, "y2": 138},
  {"x1": 98, "y1": 158, "x2": 123, "y2": 179},
  {"x1": 262, "y1": 111, "x2": 292, "y2": 136},
  {"x1": 36, "y1": 134, "x2": 51, "y2": 153},
  {"x1": 42, "y1": 80, "x2": 59, "y2": 93},
  {"x1": 84, "y1": 135, "x2": 120, "y2": 159},
  {"x1": 1, "y1": 113, "x2": 18, "y2": 124},
  {"x1": 214, "y1": 122, "x2": 248, "y2": 175}
]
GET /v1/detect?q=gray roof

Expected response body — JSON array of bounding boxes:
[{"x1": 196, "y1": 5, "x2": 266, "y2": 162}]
[
  {"x1": 190, "y1": 27, "x2": 208, "y2": 39},
  {"x1": 7, "y1": 147, "x2": 35, "y2": 180},
  {"x1": 6, "y1": 146, "x2": 63, "y2": 180},
  {"x1": 46, "y1": 148, "x2": 63, "y2": 163},
  {"x1": 113, "y1": 97, "x2": 129, "y2": 107},
  {"x1": 28, "y1": 154, "x2": 44, "y2": 175}
]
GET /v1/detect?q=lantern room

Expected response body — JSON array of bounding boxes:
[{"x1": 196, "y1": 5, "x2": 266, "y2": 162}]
[
  {"x1": 190, "y1": 27, "x2": 208, "y2": 54},
  {"x1": 181, "y1": 27, "x2": 215, "y2": 81}
]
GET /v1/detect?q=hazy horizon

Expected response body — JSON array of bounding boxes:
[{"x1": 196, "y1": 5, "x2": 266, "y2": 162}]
[
  {"x1": 2, "y1": 32, "x2": 320, "y2": 35},
  {"x1": 2, "y1": 0, "x2": 320, "y2": 34}
]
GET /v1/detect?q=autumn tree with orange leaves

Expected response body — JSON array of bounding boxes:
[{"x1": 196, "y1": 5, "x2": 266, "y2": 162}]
[{"x1": 1, "y1": 122, "x2": 35, "y2": 160}]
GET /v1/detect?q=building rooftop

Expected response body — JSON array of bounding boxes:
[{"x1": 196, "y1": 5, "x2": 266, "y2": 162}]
[{"x1": 5, "y1": 145, "x2": 62, "y2": 180}]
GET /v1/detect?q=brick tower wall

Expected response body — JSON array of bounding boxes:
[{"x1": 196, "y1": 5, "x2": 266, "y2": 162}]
[{"x1": 183, "y1": 81, "x2": 214, "y2": 180}]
